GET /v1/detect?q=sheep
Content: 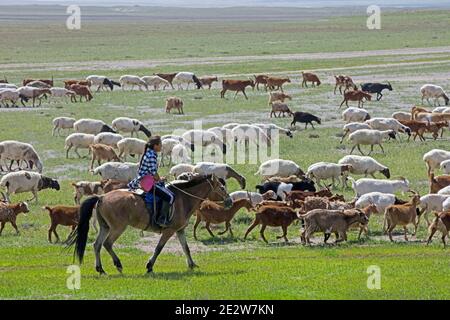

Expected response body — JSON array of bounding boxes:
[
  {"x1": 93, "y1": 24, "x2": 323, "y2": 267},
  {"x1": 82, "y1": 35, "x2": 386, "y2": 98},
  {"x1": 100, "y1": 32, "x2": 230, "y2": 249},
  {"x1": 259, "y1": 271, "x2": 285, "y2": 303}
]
[
  {"x1": 173, "y1": 72, "x2": 202, "y2": 90},
  {"x1": 253, "y1": 123, "x2": 293, "y2": 139},
  {"x1": 119, "y1": 75, "x2": 148, "y2": 91},
  {"x1": 193, "y1": 162, "x2": 246, "y2": 189},
  {"x1": 182, "y1": 130, "x2": 226, "y2": 154},
  {"x1": 193, "y1": 198, "x2": 254, "y2": 239},
  {"x1": 52, "y1": 117, "x2": 76, "y2": 136},
  {"x1": 340, "y1": 122, "x2": 371, "y2": 143},
  {"x1": 64, "y1": 133, "x2": 95, "y2": 158},
  {"x1": 161, "y1": 138, "x2": 182, "y2": 166},
  {"x1": 0, "y1": 83, "x2": 18, "y2": 89},
  {"x1": 255, "y1": 159, "x2": 304, "y2": 180},
  {"x1": 93, "y1": 132, "x2": 124, "y2": 148},
  {"x1": 111, "y1": 117, "x2": 151, "y2": 138},
  {"x1": 290, "y1": 112, "x2": 321, "y2": 129},
  {"x1": 348, "y1": 129, "x2": 396, "y2": 155},
  {"x1": 342, "y1": 107, "x2": 371, "y2": 123},
  {"x1": 0, "y1": 140, "x2": 43, "y2": 173},
  {"x1": 427, "y1": 211, "x2": 450, "y2": 247},
  {"x1": 392, "y1": 111, "x2": 411, "y2": 122},
  {"x1": 269, "y1": 102, "x2": 293, "y2": 118},
  {"x1": 384, "y1": 192, "x2": 421, "y2": 241},
  {"x1": 85, "y1": 75, "x2": 120, "y2": 91},
  {"x1": 71, "y1": 180, "x2": 104, "y2": 204},
  {"x1": 429, "y1": 173, "x2": 450, "y2": 194},
  {"x1": 16, "y1": 86, "x2": 50, "y2": 107},
  {"x1": 117, "y1": 137, "x2": 146, "y2": 161},
  {"x1": 92, "y1": 162, "x2": 138, "y2": 182},
  {"x1": 365, "y1": 117, "x2": 411, "y2": 137},
  {"x1": 171, "y1": 143, "x2": 191, "y2": 165},
  {"x1": 423, "y1": 149, "x2": 450, "y2": 176},
  {"x1": 338, "y1": 155, "x2": 391, "y2": 179},
  {"x1": 229, "y1": 190, "x2": 277, "y2": 204},
  {"x1": 420, "y1": 84, "x2": 449, "y2": 106},
  {"x1": 432, "y1": 107, "x2": 450, "y2": 113},
  {"x1": 27, "y1": 80, "x2": 51, "y2": 88},
  {"x1": 43, "y1": 205, "x2": 79, "y2": 243},
  {"x1": 165, "y1": 97, "x2": 184, "y2": 114},
  {"x1": 141, "y1": 76, "x2": 170, "y2": 90},
  {"x1": 161, "y1": 135, "x2": 194, "y2": 150},
  {"x1": 73, "y1": 119, "x2": 116, "y2": 135},
  {"x1": 355, "y1": 192, "x2": 398, "y2": 214},
  {"x1": 0, "y1": 201, "x2": 29, "y2": 235},
  {"x1": 231, "y1": 124, "x2": 271, "y2": 148},
  {"x1": 348, "y1": 177, "x2": 410, "y2": 197},
  {"x1": 440, "y1": 160, "x2": 450, "y2": 174},
  {"x1": 206, "y1": 127, "x2": 233, "y2": 145},
  {"x1": 221, "y1": 123, "x2": 241, "y2": 130},
  {"x1": 244, "y1": 205, "x2": 299, "y2": 243},
  {"x1": 418, "y1": 194, "x2": 450, "y2": 226},
  {"x1": 300, "y1": 208, "x2": 369, "y2": 244},
  {"x1": 89, "y1": 144, "x2": 121, "y2": 170},
  {"x1": 0, "y1": 171, "x2": 60, "y2": 202},
  {"x1": 49, "y1": 87, "x2": 76, "y2": 101},
  {"x1": 438, "y1": 186, "x2": 450, "y2": 195},
  {"x1": 306, "y1": 162, "x2": 352, "y2": 188},
  {"x1": 268, "y1": 92, "x2": 292, "y2": 105},
  {"x1": 169, "y1": 163, "x2": 195, "y2": 178},
  {"x1": 443, "y1": 197, "x2": 450, "y2": 211}
]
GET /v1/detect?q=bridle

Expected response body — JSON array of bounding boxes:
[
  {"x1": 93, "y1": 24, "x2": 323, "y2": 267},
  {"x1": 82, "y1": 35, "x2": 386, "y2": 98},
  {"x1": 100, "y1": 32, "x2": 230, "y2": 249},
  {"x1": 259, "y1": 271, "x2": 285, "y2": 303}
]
[{"x1": 166, "y1": 176, "x2": 228, "y2": 203}]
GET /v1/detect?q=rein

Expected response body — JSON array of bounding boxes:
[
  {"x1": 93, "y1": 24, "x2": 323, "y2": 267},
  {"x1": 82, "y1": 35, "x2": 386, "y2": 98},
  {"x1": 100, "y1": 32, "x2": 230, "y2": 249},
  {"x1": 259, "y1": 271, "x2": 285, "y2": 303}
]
[{"x1": 166, "y1": 179, "x2": 225, "y2": 203}]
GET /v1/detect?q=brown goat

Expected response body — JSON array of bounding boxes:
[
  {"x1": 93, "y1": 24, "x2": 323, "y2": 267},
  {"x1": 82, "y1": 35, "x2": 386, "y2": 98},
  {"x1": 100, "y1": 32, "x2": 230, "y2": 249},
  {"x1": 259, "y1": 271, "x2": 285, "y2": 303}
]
[
  {"x1": 165, "y1": 96, "x2": 184, "y2": 114},
  {"x1": 427, "y1": 211, "x2": 450, "y2": 247},
  {"x1": 194, "y1": 198, "x2": 254, "y2": 239},
  {"x1": 69, "y1": 84, "x2": 93, "y2": 102},
  {"x1": 284, "y1": 188, "x2": 333, "y2": 202},
  {"x1": 384, "y1": 192, "x2": 421, "y2": 241},
  {"x1": 411, "y1": 106, "x2": 430, "y2": 119},
  {"x1": 23, "y1": 77, "x2": 53, "y2": 87},
  {"x1": 64, "y1": 79, "x2": 91, "y2": 89},
  {"x1": 265, "y1": 77, "x2": 291, "y2": 92},
  {"x1": 43, "y1": 205, "x2": 79, "y2": 243},
  {"x1": 254, "y1": 74, "x2": 269, "y2": 91},
  {"x1": 429, "y1": 173, "x2": 450, "y2": 194},
  {"x1": 268, "y1": 92, "x2": 292, "y2": 106},
  {"x1": 301, "y1": 72, "x2": 321, "y2": 87},
  {"x1": 89, "y1": 144, "x2": 121, "y2": 170},
  {"x1": 220, "y1": 79, "x2": 255, "y2": 100},
  {"x1": 102, "y1": 179, "x2": 128, "y2": 193},
  {"x1": 199, "y1": 76, "x2": 218, "y2": 89},
  {"x1": 154, "y1": 72, "x2": 177, "y2": 89},
  {"x1": 270, "y1": 102, "x2": 293, "y2": 118},
  {"x1": 399, "y1": 120, "x2": 432, "y2": 141},
  {"x1": 0, "y1": 201, "x2": 30, "y2": 235},
  {"x1": 71, "y1": 180, "x2": 105, "y2": 204},
  {"x1": 334, "y1": 75, "x2": 357, "y2": 94},
  {"x1": 339, "y1": 90, "x2": 372, "y2": 108},
  {"x1": 244, "y1": 205, "x2": 299, "y2": 243}
]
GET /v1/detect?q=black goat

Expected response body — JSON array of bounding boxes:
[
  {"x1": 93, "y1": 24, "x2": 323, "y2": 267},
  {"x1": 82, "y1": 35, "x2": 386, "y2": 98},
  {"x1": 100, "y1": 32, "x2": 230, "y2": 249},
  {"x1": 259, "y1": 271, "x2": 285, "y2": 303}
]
[
  {"x1": 291, "y1": 111, "x2": 321, "y2": 129},
  {"x1": 360, "y1": 82, "x2": 392, "y2": 101},
  {"x1": 103, "y1": 78, "x2": 121, "y2": 91},
  {"x1": 256, "y1": 179, "x2": 316, "y2": 200}
]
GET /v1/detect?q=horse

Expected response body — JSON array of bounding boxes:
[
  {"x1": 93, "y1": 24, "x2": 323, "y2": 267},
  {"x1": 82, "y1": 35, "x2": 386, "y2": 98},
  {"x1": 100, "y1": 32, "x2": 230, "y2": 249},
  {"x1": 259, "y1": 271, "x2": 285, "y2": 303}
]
[{"x1": 68, "y1": 174, "x2": 231, "y2": 275}]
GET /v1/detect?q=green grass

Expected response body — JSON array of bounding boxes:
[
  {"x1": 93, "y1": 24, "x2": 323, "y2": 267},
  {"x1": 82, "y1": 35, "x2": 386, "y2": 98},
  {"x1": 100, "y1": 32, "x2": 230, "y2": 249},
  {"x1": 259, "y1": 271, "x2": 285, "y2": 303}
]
[{"x1": 1, "y1": 6, "x2": 450, "y2": 299}]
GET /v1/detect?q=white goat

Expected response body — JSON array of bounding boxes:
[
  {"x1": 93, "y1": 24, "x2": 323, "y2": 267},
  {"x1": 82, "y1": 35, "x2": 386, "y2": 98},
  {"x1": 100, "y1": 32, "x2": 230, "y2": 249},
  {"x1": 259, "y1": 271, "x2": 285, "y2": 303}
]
[
  {"x1": 255, "y1": 159, "x2": 304, "y2": 180},
  {"x1": 52, "y1": 117, "x2": 76, "y2": 136},
  {"x1": 92, "y1": 162, "x2": 138, "y2": 182},
  {"x1": 338, "y1": 155, "x2": 390, "y2": 180},
  {"x1": 423, "y1": 149, "x2": 450, "y2": 175},
  {"x1": 141, "y1": 76, "x2": 170, "y2": 90},
  {"x1": 355, "y1": 192, "x2": 397, "y2": 214},
  {"x1": 119, "y1": 75, "x2": 148, "y2": 91},
  {"x1": 306, "y1": 162, "x2": 351, "y2": 188},
  {"x1": 348, "y1": 177, "x2": 410, "y2": 197}
]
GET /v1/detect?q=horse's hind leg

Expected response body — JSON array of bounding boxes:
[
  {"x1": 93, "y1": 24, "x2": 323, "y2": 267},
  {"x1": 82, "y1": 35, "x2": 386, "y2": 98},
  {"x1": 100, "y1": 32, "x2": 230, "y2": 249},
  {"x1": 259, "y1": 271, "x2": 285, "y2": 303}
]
[
  {"x1": 103, "y1": 225, "x2": 126, "y2": 273},
  {"x1": 146, "y1": 229, "x2": 176, "y2": 273},
  {"x1": 93, "y1": 222, "x2": 109, "y2": 275},
  {"x1": 176, "y1": 229, "x2": 197, "y2": 269}
]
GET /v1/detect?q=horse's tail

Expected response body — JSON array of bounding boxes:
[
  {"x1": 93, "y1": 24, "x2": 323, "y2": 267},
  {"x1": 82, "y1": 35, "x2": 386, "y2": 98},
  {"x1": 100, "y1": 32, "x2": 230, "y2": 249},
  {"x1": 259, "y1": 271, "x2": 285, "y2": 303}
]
[{"x1": 67, "y1": 196, "x2": 100, "y2": 263}]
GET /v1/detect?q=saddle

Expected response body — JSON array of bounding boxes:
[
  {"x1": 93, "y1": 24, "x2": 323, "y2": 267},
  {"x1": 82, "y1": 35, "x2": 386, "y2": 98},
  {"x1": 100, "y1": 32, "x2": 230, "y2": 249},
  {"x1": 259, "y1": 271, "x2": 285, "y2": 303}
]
[{"x1": 139, "y1": 190, "x2": 174, "y2": 229}]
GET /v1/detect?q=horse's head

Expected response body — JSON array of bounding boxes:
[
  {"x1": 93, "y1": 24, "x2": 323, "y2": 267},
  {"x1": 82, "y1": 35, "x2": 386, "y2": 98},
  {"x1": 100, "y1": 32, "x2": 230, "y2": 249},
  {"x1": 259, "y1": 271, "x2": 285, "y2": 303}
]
[{"x1": 208, "y1": 174, "x2": 232, "y2": 209}]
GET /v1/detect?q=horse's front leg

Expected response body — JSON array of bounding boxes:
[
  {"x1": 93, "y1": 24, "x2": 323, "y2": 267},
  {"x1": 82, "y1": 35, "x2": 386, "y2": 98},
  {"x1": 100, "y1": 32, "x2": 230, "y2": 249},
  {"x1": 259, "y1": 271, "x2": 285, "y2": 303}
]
[
  {"x1": 176, "y1": 228, "x2": 197, "y2": 269},
  {"x1": 146, "y1": 229, "x2": 176, "y2": 273}
]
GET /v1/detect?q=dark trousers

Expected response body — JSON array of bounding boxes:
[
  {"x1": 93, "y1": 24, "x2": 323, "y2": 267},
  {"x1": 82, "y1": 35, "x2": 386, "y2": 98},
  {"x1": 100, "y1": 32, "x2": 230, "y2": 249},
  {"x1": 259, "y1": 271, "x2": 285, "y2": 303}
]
[{"x1": 153, "y1": 184, "x2": 174, "y2": 205}]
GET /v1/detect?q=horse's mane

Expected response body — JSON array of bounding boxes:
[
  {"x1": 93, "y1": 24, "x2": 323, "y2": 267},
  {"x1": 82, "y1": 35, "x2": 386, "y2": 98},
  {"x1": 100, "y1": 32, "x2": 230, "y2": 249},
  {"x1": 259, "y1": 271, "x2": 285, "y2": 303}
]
[{"x1": 167, "y1": 174, "x2": 211, "y2": 191}]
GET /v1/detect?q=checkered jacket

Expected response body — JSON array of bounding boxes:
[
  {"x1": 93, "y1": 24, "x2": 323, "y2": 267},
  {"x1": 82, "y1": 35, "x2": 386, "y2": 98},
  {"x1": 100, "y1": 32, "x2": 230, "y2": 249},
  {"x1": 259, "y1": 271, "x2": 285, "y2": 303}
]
[{"x1": 128, "y1": 149, "x2": 158, "y2": 190}]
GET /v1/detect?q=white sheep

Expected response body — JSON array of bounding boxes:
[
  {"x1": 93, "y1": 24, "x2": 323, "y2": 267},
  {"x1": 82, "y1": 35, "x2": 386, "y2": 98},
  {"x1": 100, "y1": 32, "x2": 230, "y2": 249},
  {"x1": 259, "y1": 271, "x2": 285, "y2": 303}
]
[
  {"x1": 443, "y1": 197, "x2": 450, "y2": 211},
  {"x1": 229, "y1": 190, "x2": 277, "y2": 204},
  {"x1": 391, "y1": 111, "x2": 411, "y2": 121},
  {"x1": 0, "y1": 171, "x2": 59, "y2": 202},
  {"x1": 342, "y1": 107, "x2": 371, "y2": 123},
  {"x1": 64, "y1": 133, "x2": 95, "y2": 158},
  {"x1": 119, "y1": 75, "x2": 148, "y2": 91},
  {"x1": 193, "y1": 162, "x2": 246, "y2": 188},
  {"x1": 231, "y1": 124, "x2": 271, "y2": 148},
  {"x1": 161, "y1": 138, "x2": 183, "y2": 166},
  {"x1": 86, "y1": 75, "x2": 112, "y2": 91},
  {"x1": 419, "y1": 194, "x2": 450, "y2": 226},
  {"x1": 255, "y1": 159, "x2": 304, "y2": 179},
  {"x1": 74, "y1": 118, "x2": 116, "y2": 135},
  {"x1": 93, "y1": 132, "x2": 124, "y2": 148},
  {"x1": 141, "y1": 76, "x2": 170, "y2": 90},
  {"x1": 340, "y1": 122, "x2": 371, "y2": 143},
  {"x1": 171, "y1": 143, "x2": 191, "y2": 165},
  {"x1": 172, "y1": 72, "x2": 202, "y2": 90},
  {"x1": 169, "y1": 163, "x2": 195, "y2": 178},
  {"x1": 182, "y1": 130, "x2": 226, "y2": 155},
  {"x1": 365, "y1": 118, "x2": 411, "y2": 136},
  {"x1": 355, "y1": 192, "x2": 397, "y2": 214},
  {"x1": 206, "y1": 127, "x2": 233, "y2": 145},
  {"x1": 348, "y1": 177, "x2": 410, "y2": 197},
  {"x1": 438, "y1": 186, "x2": 450, "y2": 195},
  {"x1": 49, "y1": 87, "x2": 75, "y2": 103},
  {"x1": 338, "y1": 155, "x2": 390, "y2": 180},
  {"x1": 432, "y1": 107, "x2": 450, "y2": 113},
  {"x1": 253, "y1": 123, "x2": 293, "y2": 139},
  {"x1": 440, "y1": 160, "x2": 450, "y2": 174},
  {"x1": 0, "y1": 89, "x2": 21, "y2": 107},
  {"x1": 0, "y1": 140, "x2": 43, "y2": 173},
  {"x1": 52, "y1": 117, "x2": 76, "y2": 136},
  {"x1": 92, "y1": 162, "x2": 138, "y2": 182},
  {"x1": 306, "y1": 162, "x2": 351, "y2": 188},
  {"x1": 423, "y1": 149, "x2": 450, "y2": 175},
  {"x1": 111, "y1": 117, "x2": 151, "y2": 138},
  {"x1": 348, "y1": 129, "x2": 396, "y2": 155},
  {"x1": 0, "y1": 83, "x2": 18, "y2": 89},
  {"x1": 222, "y1": 123, "x2": 241, "y2": 130},
  {"x1": 117, "y1": 138, "x2": 146, "y2": 161},
  {"x1": 420, "y1": 84, "x2": 449, "y2": 106}
]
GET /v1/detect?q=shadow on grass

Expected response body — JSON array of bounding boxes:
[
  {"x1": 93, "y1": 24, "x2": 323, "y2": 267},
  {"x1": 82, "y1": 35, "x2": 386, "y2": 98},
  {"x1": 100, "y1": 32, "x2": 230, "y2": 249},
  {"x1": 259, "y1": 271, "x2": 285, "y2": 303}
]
[{"x1": 83, "y1": 269, "x2": 244, "y2": 280}]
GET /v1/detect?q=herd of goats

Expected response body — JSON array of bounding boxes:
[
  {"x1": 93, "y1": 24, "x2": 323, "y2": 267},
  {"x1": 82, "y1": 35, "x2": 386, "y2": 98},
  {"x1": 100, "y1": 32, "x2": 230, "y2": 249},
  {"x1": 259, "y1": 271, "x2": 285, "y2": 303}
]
[{"x1": 1, "y1": 70, "x2": 450, "y2": 250}]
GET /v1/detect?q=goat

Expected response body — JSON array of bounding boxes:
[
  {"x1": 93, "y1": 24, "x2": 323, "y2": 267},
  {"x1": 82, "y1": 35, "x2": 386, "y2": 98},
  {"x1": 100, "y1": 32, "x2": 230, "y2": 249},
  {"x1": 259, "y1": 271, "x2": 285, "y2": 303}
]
[
  {"x1": 89, "y1": 144, "x2": 121, "y2": 170},
  {"x1": 427, "y1": 211, "x2": 450, "y2": 247},
  {"x1": 199, "y1": 76, "x2": 218, "y2": 89},
  {"x1": 384, "y1": 192, "x2": 421, "y2": 241},
  {"x1": 339, "y1": 90, "x2": 372, "y2": 109},
  {"x1": 291, "y1": 111, "x2": 321, "y2": 129},
  {"x1": 361, "y1": 82, "x2": 393, "y2": 101},
  {"x1": 301, "y1": 72, "x2": 321, "y2": 87},
  {"x1": 220, "y1": 79, "x2": 255, "y2": 100},
  {"x1": 270, "y1": 102, "x2": 293, "y2": 118},
  {"x1": 165, "y1": 97, "x2": 184, "y2": 114},
  {"x1": 0, "y1": 201, "x2": 29, "y2": 235},
  {"x1": 43, "y1": 205, "x2": 79, "y2": 243},
  {"x1": 265, "y1": 76, "x2": 291, "y2": 92}
]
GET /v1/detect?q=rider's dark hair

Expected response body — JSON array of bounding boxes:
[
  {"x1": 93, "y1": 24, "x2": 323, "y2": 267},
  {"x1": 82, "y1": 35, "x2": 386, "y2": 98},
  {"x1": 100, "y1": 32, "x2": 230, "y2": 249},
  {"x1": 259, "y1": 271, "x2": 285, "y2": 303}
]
[{"x1": 139, "y1": 136, "x2": 161, "y2": 168}]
